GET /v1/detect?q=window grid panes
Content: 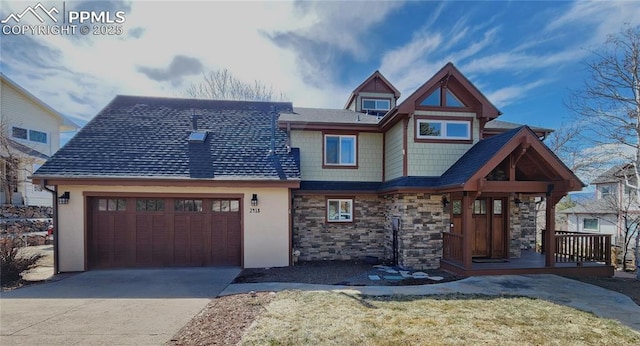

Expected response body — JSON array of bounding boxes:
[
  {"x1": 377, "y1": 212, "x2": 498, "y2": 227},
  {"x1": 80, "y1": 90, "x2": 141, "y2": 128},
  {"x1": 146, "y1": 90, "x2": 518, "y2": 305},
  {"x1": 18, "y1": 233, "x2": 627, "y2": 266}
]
[
  {"x1": 212, "y1": 199, "x2": 240, "y2": 212},
  {"x1": 136, "y1": 199, "x2": 165, "y2": 211},
  {"x1": 98, "y1": 198, "x2": 126, "y2": 211},
  {"x1": 417, "y1": 120, "x2": 470, "y2": 140},
  {"x1": 174, "y1": 199, "x2": 203, "y2": 212},
  {"x1": 473, "y1": 200, "x2": 487, "y2": 215},
  {"x1": 324, "y1": 135, "x2": 356, "y2": 166},
  {"x1": 327, "y1": 199, "x2": 353, "y2": 222}
]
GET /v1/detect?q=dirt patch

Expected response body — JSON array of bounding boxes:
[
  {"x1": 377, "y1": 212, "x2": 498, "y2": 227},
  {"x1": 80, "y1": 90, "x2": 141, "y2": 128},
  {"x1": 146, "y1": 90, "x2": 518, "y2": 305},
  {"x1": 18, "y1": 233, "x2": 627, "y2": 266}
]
[
  {"x1": 166, "y1": 292, "x2": 275, "y2": 346},
  {"x1": 233, "y1": 260, "x2": 461, "y2": 286}
]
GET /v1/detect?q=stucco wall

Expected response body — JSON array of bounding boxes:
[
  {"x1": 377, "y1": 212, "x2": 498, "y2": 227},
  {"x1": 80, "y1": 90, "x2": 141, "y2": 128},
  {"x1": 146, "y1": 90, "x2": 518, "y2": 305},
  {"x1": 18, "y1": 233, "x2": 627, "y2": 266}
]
[
  {"x1": 55, "y1": 184, "x2": 291, "y2": 272},
  {"x1": 384, "y1": 121, "x2": 403, "y2": 181},
  {"x1": 290, "y1": 130, "x2": 383, "y2": 181},
  {"x1": 407, "y1": 111, "x2": 478, "y2": 177}
]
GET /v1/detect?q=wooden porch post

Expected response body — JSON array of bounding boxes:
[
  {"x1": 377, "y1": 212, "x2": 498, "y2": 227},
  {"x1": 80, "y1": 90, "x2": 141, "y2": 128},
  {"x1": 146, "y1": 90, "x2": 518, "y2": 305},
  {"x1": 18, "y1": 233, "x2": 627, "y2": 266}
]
[
  {"x1": 462, "y1": 192, "x2": 473, "y2": 269},
  {"x1": 544, "y1": 193, "x2": 557, "y2": 267}
]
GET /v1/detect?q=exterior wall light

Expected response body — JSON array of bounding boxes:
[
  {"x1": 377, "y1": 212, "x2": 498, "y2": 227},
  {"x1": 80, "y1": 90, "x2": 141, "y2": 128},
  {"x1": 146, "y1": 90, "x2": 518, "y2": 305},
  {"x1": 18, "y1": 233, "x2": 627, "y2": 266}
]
[
  {"x1": 251, "y1": 193, "x2": 258, "y2": 206},
  {"x1": 441, "y1": 194, "x2": 449, "y2": 209},
  {"x1": 513, "y1": 193, "x2": 522, "y2": 206},
  {"x1": 58, "y1": 191, "x2": 70, "y2": 205}
]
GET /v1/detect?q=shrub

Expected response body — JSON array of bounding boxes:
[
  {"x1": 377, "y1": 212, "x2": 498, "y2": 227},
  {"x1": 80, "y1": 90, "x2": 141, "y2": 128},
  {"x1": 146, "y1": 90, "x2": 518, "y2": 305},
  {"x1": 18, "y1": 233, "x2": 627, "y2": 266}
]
[{"x1": 1, "y1": 239, "x2": 44, "y2": 286}]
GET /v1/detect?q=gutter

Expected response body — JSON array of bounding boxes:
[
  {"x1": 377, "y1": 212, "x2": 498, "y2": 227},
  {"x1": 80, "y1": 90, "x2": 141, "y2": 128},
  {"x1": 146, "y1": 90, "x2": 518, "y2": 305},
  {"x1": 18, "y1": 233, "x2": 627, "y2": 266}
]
[{"x1": 42, "y1": 181, "x2": 59, "y2": 274}]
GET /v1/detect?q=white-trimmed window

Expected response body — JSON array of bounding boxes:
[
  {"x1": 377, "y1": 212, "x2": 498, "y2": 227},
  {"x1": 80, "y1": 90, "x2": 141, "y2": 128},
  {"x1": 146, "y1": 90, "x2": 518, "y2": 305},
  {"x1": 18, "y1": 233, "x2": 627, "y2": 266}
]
[
  {"x1": 324, "y1": 135, "x2": 356, "y2": 166},
  {"x1": 583, "y1": 218, "x2": 598, "y2": 231},
  {"x1": 327, "y1": 198, "x2": 353, "y2": 222},
  {"x1": 12, "y1": 127, "x2": 27, "y2": 140},
  {"x1": 599, "y1": 185, "x2": 613, "y2": 199},
  {"x1": 417, "y1": 119, "x2": 470, "y2": 140},
  {"x1": 29, "y1": 130, "x2": 47, "y2": 143},
  {"x1": 362, "y1": 98, "x2": 390, "y2": 112},
  {"x1": 12, "y1": 126, "x2": 47, "y2": 143}
]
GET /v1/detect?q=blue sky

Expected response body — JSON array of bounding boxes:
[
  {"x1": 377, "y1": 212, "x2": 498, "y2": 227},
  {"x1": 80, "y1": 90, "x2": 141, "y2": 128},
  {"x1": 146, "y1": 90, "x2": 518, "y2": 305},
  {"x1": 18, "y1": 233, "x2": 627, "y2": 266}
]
[{"x1": 1, "y1": 0, "x2": 639, "y2": 136}]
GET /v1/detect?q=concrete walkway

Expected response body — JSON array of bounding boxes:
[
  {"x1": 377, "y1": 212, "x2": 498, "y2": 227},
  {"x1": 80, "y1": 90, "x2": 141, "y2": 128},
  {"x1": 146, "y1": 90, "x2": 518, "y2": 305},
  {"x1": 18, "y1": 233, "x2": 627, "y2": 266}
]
[
  {"x1": 222, "y1": 274, "x2": 640, "y2": 331},
  {"x1": 1, "y1": 268, "x2": 240, "y2": 345}
]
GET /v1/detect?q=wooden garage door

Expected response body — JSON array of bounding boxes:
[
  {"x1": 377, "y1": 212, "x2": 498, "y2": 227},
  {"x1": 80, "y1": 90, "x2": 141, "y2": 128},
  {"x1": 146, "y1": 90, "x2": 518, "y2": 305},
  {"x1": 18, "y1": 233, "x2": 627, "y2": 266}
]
[{"x1": 88, "y1": 197, "x2": 241, "y2": 268}]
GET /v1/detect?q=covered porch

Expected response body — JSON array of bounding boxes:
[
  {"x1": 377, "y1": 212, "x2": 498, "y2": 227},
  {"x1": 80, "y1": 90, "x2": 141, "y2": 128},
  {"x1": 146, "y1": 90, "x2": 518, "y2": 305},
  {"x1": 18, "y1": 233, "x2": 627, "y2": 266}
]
[
  {"x1": 437, "y1": 127, "x2": 614, "y2": 277},
  {"x1": 442, "y1": 233, "x2": 613, "y2": 276}
]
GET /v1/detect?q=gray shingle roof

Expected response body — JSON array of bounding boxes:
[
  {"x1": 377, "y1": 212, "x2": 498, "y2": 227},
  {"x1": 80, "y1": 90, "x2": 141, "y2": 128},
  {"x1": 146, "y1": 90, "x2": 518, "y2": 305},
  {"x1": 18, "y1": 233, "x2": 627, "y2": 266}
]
[
  {"x1": 485, "y1": 119, "x2": 553, "y2": 134},
  {"x1": 33, "y1": 96, "x2": 301, "y2": 180},
  {"x1": 438, "y1": 126, "x2": 523, "y2": 187},
  {"x1": 279, "y1": 107, "x2": 382, "y2": 125},
  {"x1": 591, "y1": 164, "x2": 634, "y2": 184}
]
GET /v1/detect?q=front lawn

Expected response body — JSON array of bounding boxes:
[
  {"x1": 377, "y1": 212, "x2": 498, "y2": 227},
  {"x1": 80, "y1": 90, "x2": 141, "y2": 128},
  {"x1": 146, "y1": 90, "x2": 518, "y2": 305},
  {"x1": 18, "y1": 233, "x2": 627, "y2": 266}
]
[{"x1": 241, "y1": 291, "x2": 639, "y2": 345}]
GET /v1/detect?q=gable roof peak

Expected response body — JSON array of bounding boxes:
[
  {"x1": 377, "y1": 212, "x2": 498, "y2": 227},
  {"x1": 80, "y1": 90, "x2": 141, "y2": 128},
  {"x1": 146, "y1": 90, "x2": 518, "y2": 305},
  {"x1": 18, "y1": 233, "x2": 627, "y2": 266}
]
[
  {"x1": 396, "y1": 62, "x2": 502, "y2": 119},
  {"x1": 344, "y1": 70, "x2": 400, "y2": 109}
]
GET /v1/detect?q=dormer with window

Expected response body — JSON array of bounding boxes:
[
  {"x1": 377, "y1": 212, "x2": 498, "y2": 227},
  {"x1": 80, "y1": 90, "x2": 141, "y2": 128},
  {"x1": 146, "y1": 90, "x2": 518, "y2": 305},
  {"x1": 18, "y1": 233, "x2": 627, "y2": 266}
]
[{"x1": 344, "y1": 71, "x2": 400, "y2": 117}]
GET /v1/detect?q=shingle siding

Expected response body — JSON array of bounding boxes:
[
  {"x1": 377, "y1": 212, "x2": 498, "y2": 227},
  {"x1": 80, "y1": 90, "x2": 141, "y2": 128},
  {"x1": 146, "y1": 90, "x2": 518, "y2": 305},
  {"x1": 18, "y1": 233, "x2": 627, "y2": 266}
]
[
  {"x1": 384, "y1": 121, "x2": 403, "y2": 181},
  {"x1": 290, "y1": 130, "x2": 383, "y2": 181}
]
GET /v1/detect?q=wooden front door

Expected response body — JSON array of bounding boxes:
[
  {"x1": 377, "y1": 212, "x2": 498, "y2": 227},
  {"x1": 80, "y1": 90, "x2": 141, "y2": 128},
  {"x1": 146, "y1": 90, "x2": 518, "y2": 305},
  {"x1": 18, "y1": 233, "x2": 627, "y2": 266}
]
[{"x1": 472, "y1": 197, "x2": 507, "y2": 258}]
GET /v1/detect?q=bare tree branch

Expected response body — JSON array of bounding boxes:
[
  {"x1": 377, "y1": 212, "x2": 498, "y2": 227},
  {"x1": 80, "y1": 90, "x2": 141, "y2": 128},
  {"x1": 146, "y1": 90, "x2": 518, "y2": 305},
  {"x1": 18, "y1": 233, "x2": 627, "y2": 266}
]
[
  {"x1": 183, "y1": 68, "x2": 288, "y2": 102},
  {"x1": 567, "y1": 25, "x2": 640, "y2": 277}
]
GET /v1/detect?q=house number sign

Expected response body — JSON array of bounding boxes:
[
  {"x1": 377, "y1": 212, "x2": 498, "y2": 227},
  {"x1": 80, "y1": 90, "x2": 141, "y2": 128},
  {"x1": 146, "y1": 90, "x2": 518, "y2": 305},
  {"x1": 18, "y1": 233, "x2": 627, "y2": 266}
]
[{"x1": 249, "y1": 207, "x2": 261, "y2": 214}]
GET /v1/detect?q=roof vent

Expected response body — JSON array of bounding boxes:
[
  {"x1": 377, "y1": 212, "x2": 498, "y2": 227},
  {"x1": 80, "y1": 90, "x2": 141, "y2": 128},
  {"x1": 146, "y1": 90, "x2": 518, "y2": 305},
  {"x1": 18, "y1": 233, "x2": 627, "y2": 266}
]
[{"x1": 188, "y1": 131, "x2": 208, "y2": 143}]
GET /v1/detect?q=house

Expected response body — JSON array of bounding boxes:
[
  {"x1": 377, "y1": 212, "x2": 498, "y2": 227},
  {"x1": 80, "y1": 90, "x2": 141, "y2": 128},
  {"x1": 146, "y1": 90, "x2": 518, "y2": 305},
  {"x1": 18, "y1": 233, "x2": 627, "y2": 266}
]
[
  {"x1": 1, "y1": 73, "x2": 79, "y2": 206},
  {"x1": 32, "y1": 63, "x2": 613, "y2": 276},
  {"x1": 560, "y1": 164, "x2": 638, "y2": 268}
]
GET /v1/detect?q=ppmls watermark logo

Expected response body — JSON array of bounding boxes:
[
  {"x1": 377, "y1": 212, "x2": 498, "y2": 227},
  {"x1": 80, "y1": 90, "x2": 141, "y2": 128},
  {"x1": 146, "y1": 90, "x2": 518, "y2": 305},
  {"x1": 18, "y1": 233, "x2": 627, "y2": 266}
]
[{"x1": 2, "y1": 2, "x2": 126, "y2": 36}]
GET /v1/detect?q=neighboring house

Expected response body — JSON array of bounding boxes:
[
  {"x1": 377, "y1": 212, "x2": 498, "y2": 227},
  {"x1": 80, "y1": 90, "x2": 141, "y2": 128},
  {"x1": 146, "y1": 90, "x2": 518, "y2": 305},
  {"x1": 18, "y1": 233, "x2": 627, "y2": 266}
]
[
  {"x1": 33, "y1": 63, "x2": 610, "y2": 276},
  {"x1": 560, "y1": 164, "x2": 638, "y2": 267},
  {"x1": 1, "y1": 73, "x2": 79, "y2": 206}
]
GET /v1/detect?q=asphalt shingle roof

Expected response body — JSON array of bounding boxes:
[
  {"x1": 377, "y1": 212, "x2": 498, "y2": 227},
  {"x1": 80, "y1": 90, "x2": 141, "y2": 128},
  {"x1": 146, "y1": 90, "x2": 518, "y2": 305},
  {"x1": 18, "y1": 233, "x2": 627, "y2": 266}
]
[
  {"x1": 438, "y1": 127, "x2": 523, "y2": 187},
  {"x1": 279, "y1": 107, "x2": 382, "y2": 125},
  {"x1": 34, "y1": 96, "x2": 301, "y2": 180}
]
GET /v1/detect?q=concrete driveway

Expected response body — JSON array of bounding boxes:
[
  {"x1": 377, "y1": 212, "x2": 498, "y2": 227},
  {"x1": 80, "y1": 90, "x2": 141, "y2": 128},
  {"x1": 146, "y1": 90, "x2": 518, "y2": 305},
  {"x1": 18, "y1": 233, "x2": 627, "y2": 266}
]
[{"x1": 1, "y1": 268, "x2": 240, "y2": 345}]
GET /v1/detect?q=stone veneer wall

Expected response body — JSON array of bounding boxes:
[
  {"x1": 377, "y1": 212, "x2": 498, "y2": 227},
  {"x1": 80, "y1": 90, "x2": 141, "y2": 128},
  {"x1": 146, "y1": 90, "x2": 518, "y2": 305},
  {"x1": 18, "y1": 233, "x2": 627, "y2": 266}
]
[
  {"x1": 383, "y1": 193, "x2": 448, "y2": 269},
  {"x1": 292, "y1": 194, "x2": 387, "y2": 261},
  {"x1": 509, "y1": 197, "x2": 537, "y2": 258},
  {"x1": 292, "y1": 193, "x2": 538, "y2": 267}
]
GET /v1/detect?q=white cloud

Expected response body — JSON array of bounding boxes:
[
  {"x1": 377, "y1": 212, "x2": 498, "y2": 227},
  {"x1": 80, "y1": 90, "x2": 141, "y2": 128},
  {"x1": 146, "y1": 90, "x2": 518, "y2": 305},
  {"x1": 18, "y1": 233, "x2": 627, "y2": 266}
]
[{"x1": 484, "y1": 79, "x2": 550, "y2": 108}]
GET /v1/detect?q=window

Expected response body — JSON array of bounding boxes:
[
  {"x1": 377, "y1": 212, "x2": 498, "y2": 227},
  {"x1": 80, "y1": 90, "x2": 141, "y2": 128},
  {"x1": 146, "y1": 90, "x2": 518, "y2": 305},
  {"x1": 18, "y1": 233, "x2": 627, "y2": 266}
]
[
  {"x1": 473, "y1": 200, "x2": 487, "y2": 215},
  {"x1": 420, "y1": 87, "x2": 466, "y2": 107},
  {"x1": 212, "y1": 199, "x2": 240, "y2": 212},
  {"x1": 98, "y1": 198, "x2": 126, "y2": 211},
  {"x1": 417, "y1": 119, "x2": 471, "y2": 140},
  {"x1": 11, "y1": 127, "x2": 47, "y2": 143},
  {"x1": 29, "y1": 130, "x2": 47, "y2": 143},
  {"x1": 583, "y1": 218, "x2": 598, "y2": 231},
  {"x1": 324, "y1": 135, "x2": 356, "y2": 166},
  {"x1": 452, "y1": 200, "x2": 462, "y2": 215},
  {"x1": 327, "y1": 198, "x2": 353, "y2": 222},
  {"x1": 175, "y1": 199, "x2": 203, "y2": 212},
  {"x1": 493, "y1": 200, "x2": 503, "y2": 214},
  {"x1": 362, "y1": 99, "x2": 390, "y2": 112},
  {"x1": 136, "y1": 199, "x2": 165, "y2": 211},
  {"x1": 12, "y1": 127, "x2": 27, "y2": 140},
  {"x1": 600, "y1": 185, "x2": 613, "y2": 198}
]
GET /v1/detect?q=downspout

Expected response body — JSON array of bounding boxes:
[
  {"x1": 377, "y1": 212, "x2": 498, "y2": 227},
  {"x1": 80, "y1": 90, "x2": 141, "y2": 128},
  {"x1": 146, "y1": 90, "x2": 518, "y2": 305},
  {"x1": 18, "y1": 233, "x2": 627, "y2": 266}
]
[{"x1": 42, "y1": 181, "x2": 58, "y2": 274}]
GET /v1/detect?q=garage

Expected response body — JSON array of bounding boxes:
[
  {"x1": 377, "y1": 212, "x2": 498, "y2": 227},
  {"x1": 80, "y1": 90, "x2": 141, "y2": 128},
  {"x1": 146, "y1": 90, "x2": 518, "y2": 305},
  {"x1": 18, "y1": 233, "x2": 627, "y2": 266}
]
[{"x1": 87, "y1": 197, "x2": 242, "y2": 268}]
